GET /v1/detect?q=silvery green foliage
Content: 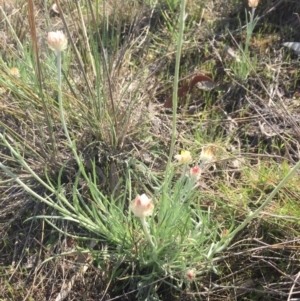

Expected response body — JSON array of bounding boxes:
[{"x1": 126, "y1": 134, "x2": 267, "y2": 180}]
[{"x1": 283, "y1": 42, "x2": 300, "y2": 56}]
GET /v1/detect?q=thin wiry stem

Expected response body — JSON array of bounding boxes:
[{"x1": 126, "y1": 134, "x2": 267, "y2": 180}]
[
  {"x1": 140, "y1": 216, "x2": 155, "y2": 249},
  {"x1": 163, "y1": 0, "x2": 187, "y2": 198}
]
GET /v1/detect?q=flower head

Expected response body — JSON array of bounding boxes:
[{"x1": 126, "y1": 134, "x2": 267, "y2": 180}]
[
  {"x1": 130, "y1": 194, "x2": 154, "y2": 218},
  {"x1": 47, "y1": 31, "x2": 67, "y2": 52},
  {"x1": 189, "y1": 166, "x2": 201, "y2": 180},
  {"x1": 175, "y1": 150, "x2": 192, "y2": 164},
  {"x1": 199, "y1": 148, "x2": 214, "y2": 164},
  {"x1": 248, "y1": 0, "x2": 259, "y2": 8},
  {"x1": 222, "y1": 229, "x2": 229, "y2": 236},
  {"x1": 186, "y1": 269, "x2": 196, "y2": 282},
  {"x1": 10, "y1": 67, "x2": 20, "y2": 78}
]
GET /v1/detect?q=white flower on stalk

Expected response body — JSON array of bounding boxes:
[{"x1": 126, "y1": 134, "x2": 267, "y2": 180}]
[
  {"x1": 130, "y1": 194, "x2": 155, "y2": 248},
  {"x1": 47, "y1": 31, "x2": 67, "y2": 52},
  {"x1": 129, "y1": 194, "x2": 154, "y2": 218}
]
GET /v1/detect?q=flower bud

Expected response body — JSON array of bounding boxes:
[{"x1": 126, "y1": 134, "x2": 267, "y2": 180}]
[
  {"x1": 47, "y1": 31, "x2": 67, "y2": 52},
  {"x1": 199, "y1": 148, "x2": 214, "y2": 164},
  {"x1": 189, "y1": 166, "x2": 201, "y2": 180},
  {"x1": 10, "y1": 67, "x2": 20, "y2": 78},
  {"x1": 186, "y1": 269, "x2": 196, "y2": 281},
  {"x1": 248, "y1": 0, "x2": 259, "y2": 8},
  {"x1": 130, "y1": 194, "x2": 154, "y2": 218}
]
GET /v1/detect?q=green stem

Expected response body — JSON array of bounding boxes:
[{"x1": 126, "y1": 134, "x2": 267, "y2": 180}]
[
  {"x1": 57, "y1": 51, "x2": 71, "y2": 145},
  {"x1": 140, "y1": 216, "x2": 155, "y2": 249},
  {"x1": 169, "y1": 0, "x2": 186, "y2": 160},
  {"x1": 56, "y1": 51, "x2": 86, "y2": 178},
  {"x1": 163, "y1": 0, "x2": 186, "y2": 196}
]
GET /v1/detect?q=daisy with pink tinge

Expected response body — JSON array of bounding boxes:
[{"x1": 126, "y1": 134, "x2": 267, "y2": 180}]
[
  {"x1": 186, "y1": 269, "x2": 196, "y2": 282},
  {"x1": 189, "y1": 166, "x2": 201, "y2": 180},
  {"x1": 129, "y1": 194, "x2": 154, "y2": 218}
]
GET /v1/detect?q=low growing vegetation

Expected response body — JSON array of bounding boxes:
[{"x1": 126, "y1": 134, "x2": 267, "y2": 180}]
[{"x1": 0, "y1": 0, "x2": 300, "y2": 300}]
